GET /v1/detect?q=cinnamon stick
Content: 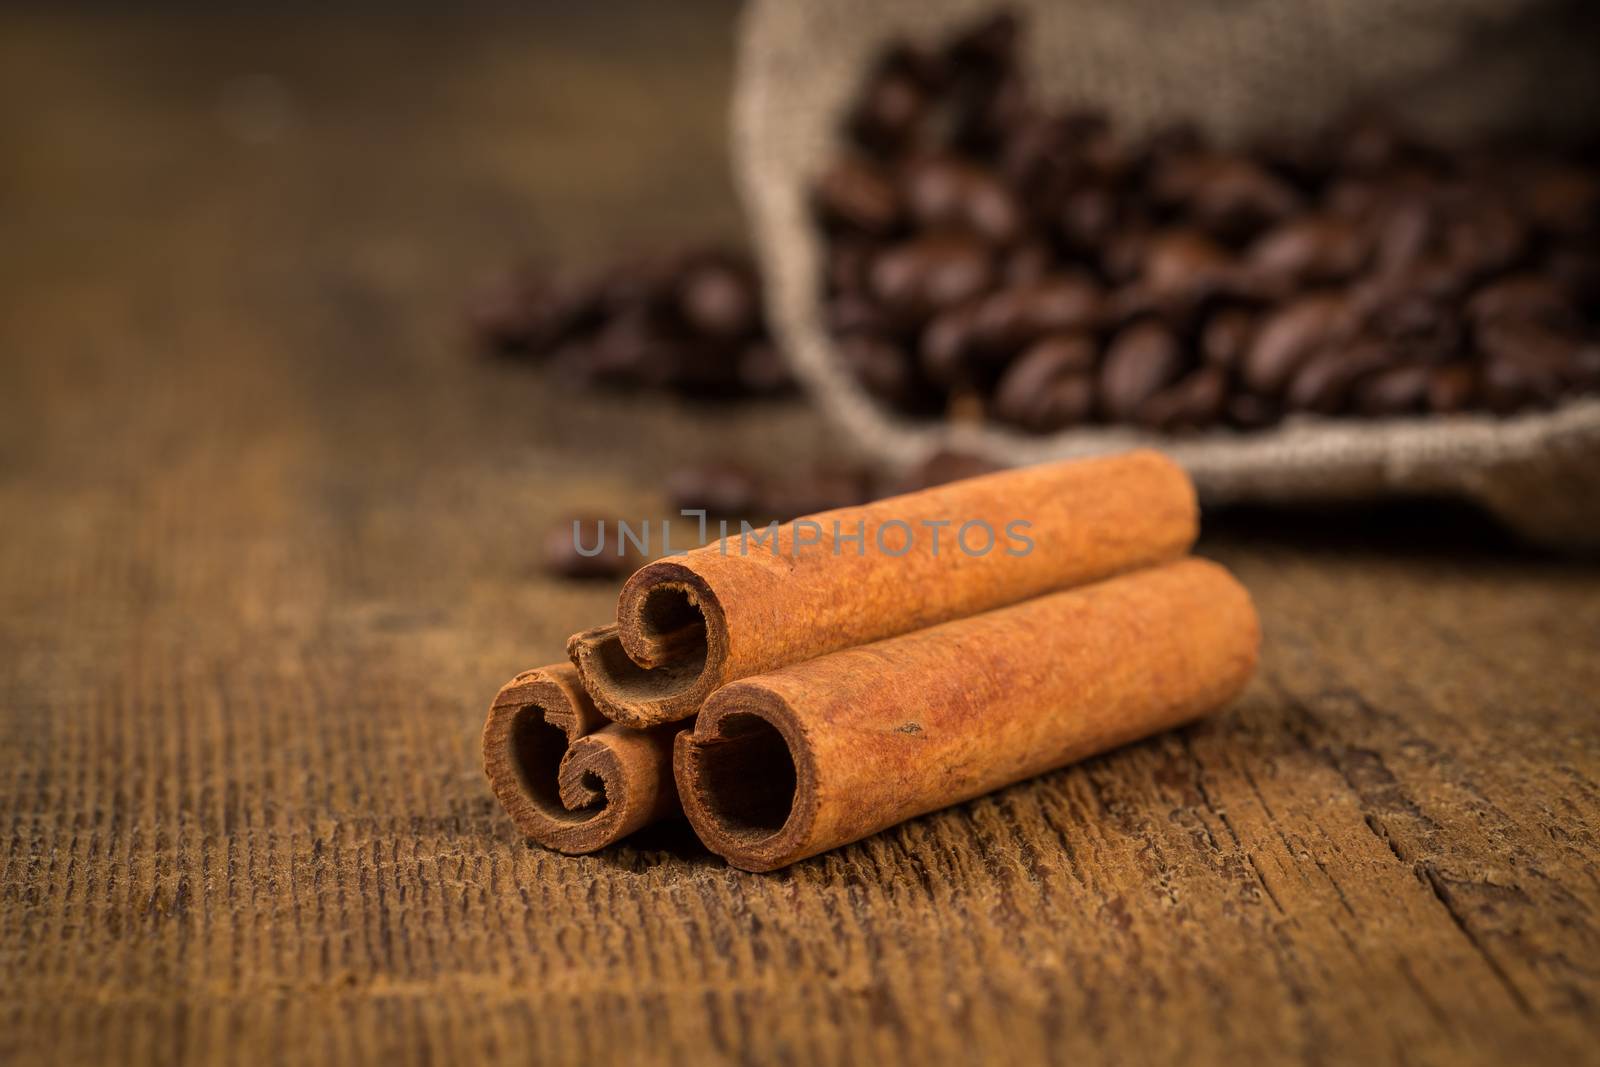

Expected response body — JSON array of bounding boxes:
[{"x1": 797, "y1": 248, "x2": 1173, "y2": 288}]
[
  {"x1": 482, "y1": 664, "x2": 681, "y2": 853},
  {"x1": 673, "y1": 558, "x2": 1259, "y2": 871},
  {"x1": 570, "y1": 449, "x2": 1197, "y2": 728}
]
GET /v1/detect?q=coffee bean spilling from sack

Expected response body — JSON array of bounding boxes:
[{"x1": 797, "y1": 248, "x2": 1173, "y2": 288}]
[
  {"x1": 814, "y1": 11, "x2": 1600, "y2": 432},
  {"x1": 470, "y1": 245, "x2": 792, "y2": 399}
]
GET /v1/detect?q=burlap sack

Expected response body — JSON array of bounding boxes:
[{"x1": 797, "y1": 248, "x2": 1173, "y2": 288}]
[{"x1": 732, "y1": 0, "x2": 1600, "y2": 547}]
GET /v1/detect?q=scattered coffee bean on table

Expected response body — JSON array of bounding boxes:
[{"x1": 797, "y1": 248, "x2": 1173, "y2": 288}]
[
  {"x1": 542, "y1": 515, "x2": 646, "y2": 581},
  {"x1": 470, "y1": 245, "x2": 793, "y2": 400},
  {"x1": 813, "y1": 10, "x2": 1600, "y2": 433}
]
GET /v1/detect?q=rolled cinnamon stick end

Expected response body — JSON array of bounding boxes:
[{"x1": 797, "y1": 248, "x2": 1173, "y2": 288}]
[
  {"x1": 573, "y1": 449, "x2": 1198, "y2": 727},
  {"x1": 674, "y1": 557, "x2": 1259, "y2": 871},
  {"x1": 482, "y1": 664, "x2": 681, "y2": 853}
]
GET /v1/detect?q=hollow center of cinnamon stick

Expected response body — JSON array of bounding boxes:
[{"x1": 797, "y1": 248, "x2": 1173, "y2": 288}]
[
  {"x1": 509, "y1": 704, "x2": 604, "y2": 822},
  {"x1": 694, "y1": 713, "x2": 797, "y2": 841},
  {"x1": 632, "y1": 583, "x2": 709, "y2": 666}
]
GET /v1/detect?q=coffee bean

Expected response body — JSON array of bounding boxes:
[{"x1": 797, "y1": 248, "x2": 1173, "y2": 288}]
[
  {"x1": 905, "y1": 155, "x2": 1022, "y2": 244},
  {"x1": 1284, "y1": 341, "x2": 1389, "y2": 414},
  {"x1": 828, "y1": 291, "x2": 894, "y2": 335},
  {"x1": 1056, "y1": 185, "x2": 1119, "y2": 249},
  {"x1": 1226, "y1": 393, "x2": 1282, "y2": 429},
  {"x1": 1138, "y1": 366, "x2": 1227, "y2": 431},
  {"x1": 964, "y1": 274, "x2": 1102, "y2": 357},
  {"x1": 848, "y1": 69, "x2": 929, "y2": 154},
  {"x1": 1100, "y1": 321, "x2": 1184, "y2": 421},
  {"x1": 1364, "y1": 291, "x2": 1464, "y2": 364},
  {"x1": 1243, "y1": 295, "x2": 1352, "y2": 394},
  {"x1": 1426, "y1": 364, "x2": 1479, "y2": 413},
  {"x1": 814, "y1": 159, "x2": 901, "y2": 234},
  {"x1": 1354, "y1": 364, "x2": 1433, "y2": 416},
  {"x1": 888, "y1": 451, "x2": 1003, "y2": 495},
  {"x1": 1201, "y1": 308, "x2": 1256, "y2": 368},
  {"x1": 871, "y1": 234, "x2": 994, "y2": 315},
  {"x1": 1003, "y1": 240, "x2": 1055, "y2": 286},
  {"x1": 920, "y1": 303, "x2": 981, "y2": 386},
  {"x1": 736, "y1": 342, "x2": 794, "y2": 395},
  {"x1": 840, "y1": 333, "x2": 926, "y2": 411},
  {"x1": 1468, "y1": 275, "x2": 1580, "y2": 332},
  {"x1": 544, "y1": 516, "x2": 644, "y2": 581},
  {"x1": 1245, "y1": 215, "x2": 1369, "y2": 288},
  {"x1": 1187, "y1": 157, "x2": 1303, "y2": 242},
  {"x1": 992, "y1": 333, "x2": 1098, "y2": 431},
  {"x1": 1520, "y1": 165, "x2": 1600, "y2": 235},
  {"x1": 468, "y1": 266, "x2": 598, "y2": 355},
  {"x1": 666, "y1": 463, "x2": 762, "y2": 517},
  {"x1": 677, "y1": 256, "x2": 759, "y2": 339},
  {"x1": 1138, "y1": 230, "x2": 1238, "y2": 309}
]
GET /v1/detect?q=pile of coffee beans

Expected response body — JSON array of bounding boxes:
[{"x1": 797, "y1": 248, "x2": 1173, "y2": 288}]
[
  {"x1": 470, "y1": 245, "x2": 792, "y2": 399},
  {"x1": 815, "y1": 11, "x2": 1600, "y2": 432}
]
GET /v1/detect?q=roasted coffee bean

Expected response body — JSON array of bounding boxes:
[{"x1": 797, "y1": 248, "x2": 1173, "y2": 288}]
[
  {"x1": 888, "y1": 450, "x2": 1003, "y2": 494},
  {"x1": 1138, "y1": 230, "x2": 1239, "y2": 309},
  {"x1": 1284, "y1": 341, "x2": 1389, "y2": 414},
  {"x1": 1468, "y1": 275, "x2": 1581, "y2": 332},
  {"x1": 1243, "y1": 294, "x2": 1352, "y2": 394},
  {"x1": 1100, "y1": 227, "x2": 1151, "y2": 286},
  {"x1": 992, "y1": 333, "x2": 1098, "y2": 431},
  {"x1": 543, "y1": 516, "x2": 644, "y2": 581},
  {"x1": 905, "y1": 155, "x2": 1023, "y2": 244},
  {"x1": 814, "y1": 159, "x2": 901, "y2": 234},
  {"x1": 1056, "y1": 184, "x2": 1119, "y2": 249},
  {"x1": 666, "y1": 463, "x2": 762, "y2": 517},
  {"x1": 1546, "y1": 246, "x2": 1600, "y2": 311},
  {"x1": 736, "y1": 342, "x2": 794, "y2": 395},
  {"x1": 920, "y1": 303, "x2": 981, "y2": 386},
  {"x1": 475, "y1": 243, "x2": 792, "y2": 402},
  {"x1": 826, "y1": 239, "x2": 877, "y2": 297},
  {"x1": 1201, "y1": 307, "x2": 1256, "y2": 369},
  {"x1": 871, "y1": 234, "x2": 994, "y2": 315},
  {"x1": 1137, "y1": 366, "x2": 1227, "y2": 431},
  {"x1": 1354, "y1": 364, "x2": 1433, "y2": 416},
  {"x1": 1226, "y1": 393, "x2": 1282, "y2": 429},
  {"x1": 1365, "y1": 291, "x2": 1464, "y2": 364},
  {"x1": 1023, "y1": 373, "x2": 1097, "y2": 432},
  {"x1": 1100, "y1": 321, "x2": 1184, "y2": 421},
  {"x1": 828, "y1": 291, "x2": 894, "y2": 335},
  {"x1": 677, "y1": 256, "x2": 759, "y2": 339},
  {"x1": 967, "y1": 274, "x2": 1103, "y2": 354},
  {"x1": 1245, "y1": 215, "x2": 1369, "y2": 288},
  {"x1": 848, "y1": 69, "x2": 929, "y2": 154},
  {"x1": 1327, "y1": 111, "x2": 1436, "y2": 175},
  {"x1": 1520, "y1": 165, "x2": 1600, "y2": 235},
  {"x1": 468, "y1": 267, "x2": 597, "y2": 355},
  {"x1": 1476, "y1": 321, "x2": 1582, "y2": 399},
  {"x1": 1002, "y1": 240, "x2": 1055, "y2": 286},
  {"x1": 1426, "y1": 364, "x2": 1479, "y2": 413},
  {"x1": 841, "y1": 333, "x2": 926, "y2": 410},
  {"x1": 1440, "y1": 196, "x2": 1525, "y2": 281},
  {"x1": 1186, "y1": 157, "x2": 1303, "y2": 242}
]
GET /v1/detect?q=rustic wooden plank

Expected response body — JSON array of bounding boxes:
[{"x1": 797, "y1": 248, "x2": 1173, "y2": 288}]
[{"x1": 2, "y1": 6, "x2": 1597, "y2": 1067}]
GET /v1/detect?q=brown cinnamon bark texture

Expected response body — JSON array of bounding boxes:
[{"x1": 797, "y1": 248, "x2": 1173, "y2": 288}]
[
  {"x1": 674, "y1": 558, "x2": 1259, "y2": 871},
  {"x1": 570, "y1": 449, "x2": 1197, "y2": 728},
  {"x1": 482, "y1": 664, "x2": 681, "y2": 853}
]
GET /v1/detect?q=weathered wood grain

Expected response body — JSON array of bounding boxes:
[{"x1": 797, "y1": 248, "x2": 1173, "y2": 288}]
[{"x1": 2, "y1": 6, "x2": 1597, "y2": 1066}]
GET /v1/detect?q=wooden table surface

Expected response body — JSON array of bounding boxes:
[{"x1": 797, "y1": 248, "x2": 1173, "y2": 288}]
[{"x1": 3, "y1": 6, "x2": 1598, "y2": 1066}]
